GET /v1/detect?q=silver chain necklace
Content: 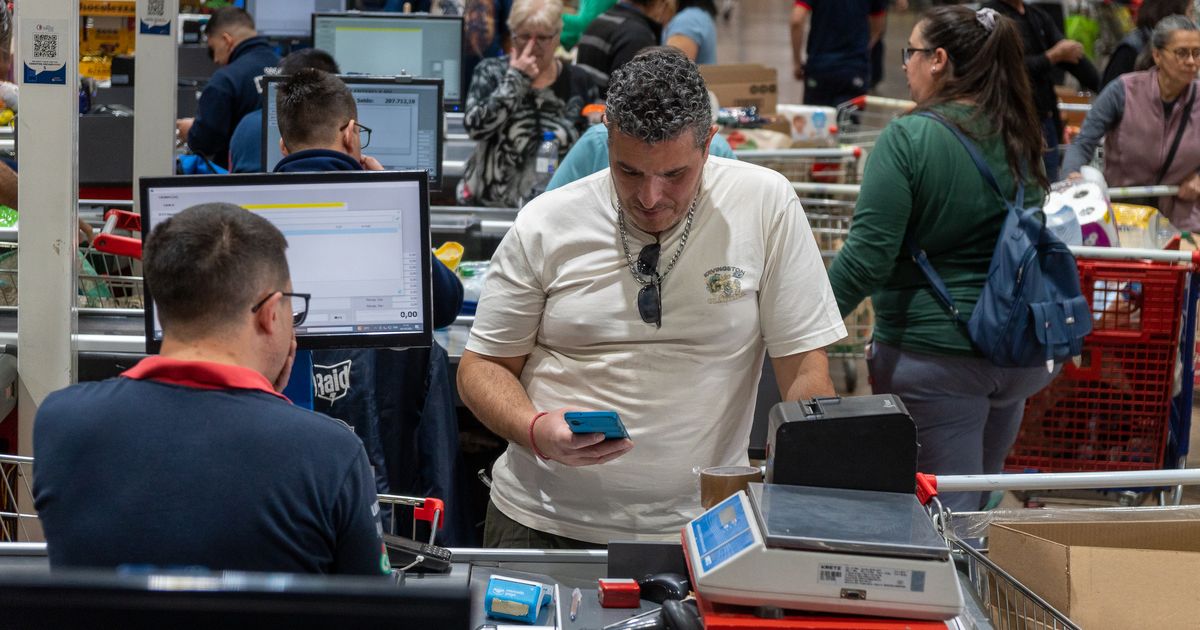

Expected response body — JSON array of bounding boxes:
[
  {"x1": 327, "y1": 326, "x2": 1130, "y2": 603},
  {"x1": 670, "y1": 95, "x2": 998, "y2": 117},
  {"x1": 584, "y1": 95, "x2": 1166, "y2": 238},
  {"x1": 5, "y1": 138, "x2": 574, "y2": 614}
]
[{"x1": 618, "y1": 193, "x2": 698, "y2": 286}]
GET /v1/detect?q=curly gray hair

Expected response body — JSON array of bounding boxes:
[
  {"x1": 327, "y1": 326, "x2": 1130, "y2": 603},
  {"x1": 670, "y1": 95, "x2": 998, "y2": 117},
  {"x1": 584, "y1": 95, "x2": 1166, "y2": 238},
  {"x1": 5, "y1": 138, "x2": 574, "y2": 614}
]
[{"x1": 605, "y1": 47, "x2": 712, "y2": 148}]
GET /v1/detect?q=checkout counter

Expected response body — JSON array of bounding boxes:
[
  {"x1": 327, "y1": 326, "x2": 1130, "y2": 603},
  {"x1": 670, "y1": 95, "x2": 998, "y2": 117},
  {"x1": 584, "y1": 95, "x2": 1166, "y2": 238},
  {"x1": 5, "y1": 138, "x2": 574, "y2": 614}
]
[{"x1": 0, "y1": 405, "x2": 1003, "y2": 624}]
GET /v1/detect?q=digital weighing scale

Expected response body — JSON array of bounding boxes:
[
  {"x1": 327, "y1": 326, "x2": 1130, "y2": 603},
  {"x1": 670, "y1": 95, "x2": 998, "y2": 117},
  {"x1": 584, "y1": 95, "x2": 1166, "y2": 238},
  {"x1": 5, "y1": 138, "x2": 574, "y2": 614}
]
[{"x1": 683, "y1": 483, "x2": 964, "y2": 621}]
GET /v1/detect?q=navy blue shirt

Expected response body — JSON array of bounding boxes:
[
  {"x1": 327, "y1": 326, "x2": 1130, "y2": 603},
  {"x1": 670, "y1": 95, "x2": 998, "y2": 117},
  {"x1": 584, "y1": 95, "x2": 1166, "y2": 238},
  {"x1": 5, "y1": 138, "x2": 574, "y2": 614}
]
[
  {"x1": 797, "y1": 0, "x2": 885, "y2": 79},
  {"x1": 33, "y1": 357, "x2": 390, "y2": 575},
  {"x1": 228, "y1": 109, "x2": 264, "y2": 173},
  {"x1": 187, "y1": 36, "x2": 279, "y2": 168}
]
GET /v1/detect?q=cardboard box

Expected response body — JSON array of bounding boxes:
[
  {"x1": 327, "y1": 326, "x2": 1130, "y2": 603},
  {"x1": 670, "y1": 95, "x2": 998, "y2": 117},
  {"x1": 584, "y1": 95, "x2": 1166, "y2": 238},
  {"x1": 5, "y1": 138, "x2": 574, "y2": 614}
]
[
  {"x1": 988, "y1": 520, "x2": 1200, "y2": 630},
  {"x1": 701, "y1": 64, "x2": 778, "y2": 114}
]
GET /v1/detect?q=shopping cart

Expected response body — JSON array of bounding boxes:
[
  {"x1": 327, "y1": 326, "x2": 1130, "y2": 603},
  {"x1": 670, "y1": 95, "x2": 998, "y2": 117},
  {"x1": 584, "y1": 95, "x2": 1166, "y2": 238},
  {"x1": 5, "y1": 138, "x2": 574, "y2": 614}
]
[
  {"x1": 794, "y1": 182, "x2": 871, "y2": 392},
  {"x1": 0, "y1": 453, "x2": 449, "y2": 551},
  {"x1": 0, "y1": 453, "x2": 33, "y2": 543},
  {"x1": 735, "y1": 146, "x2": 864, "y2": 185},
  {"x1": 836, "y1": 95, "x2": 915, "y2": 153},
  {"x1": 1008, "y1": 246, "x2": 1200, "y2": 505},
  {"x1": 378, "y1": 494, "x2": 446, "y2": 545},
  {"x1": 0, "y1": 209, "x2": 143, "y2": 309},
  {"x1": 919, "y1": 468, "x2": 1200, "y2": 630}
]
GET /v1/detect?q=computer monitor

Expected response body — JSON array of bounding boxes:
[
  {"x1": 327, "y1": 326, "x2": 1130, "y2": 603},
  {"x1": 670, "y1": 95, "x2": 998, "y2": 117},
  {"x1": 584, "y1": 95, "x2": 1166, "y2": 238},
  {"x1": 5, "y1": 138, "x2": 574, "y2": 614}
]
[
  {"x1": 245, "y1": 0, "x2": 345, "y2": 39},
  {"x1": 311, "y1": 13, "x2": 464, "y2": 109},
  {"x1": 139, "y1": 172, "x2": 432, "y2": 353},
  {"x1": 262, "y1": 75, "x2": 444, "y2": 188},
  {"x1": 0, "y1": 567, "x2": 472, "y2": 629}
]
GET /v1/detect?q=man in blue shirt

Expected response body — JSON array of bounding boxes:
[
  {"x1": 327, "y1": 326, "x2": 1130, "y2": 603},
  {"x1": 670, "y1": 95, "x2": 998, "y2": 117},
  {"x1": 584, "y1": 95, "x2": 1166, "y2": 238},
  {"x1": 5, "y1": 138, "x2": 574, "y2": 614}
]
[
  {"x1": 228, "y1": 49, "x2": 340, "y2": 174},
  {"x1": 272, "y1": 69, "x2": 467, "y2": 541},
  {"x1": 547, "y1": 121, "x2": 736, "y2": 191},
  {"x1": 34, "y1": 204, "x2": 390, "y2": 575},
  {"x1": 176, "y1": 8, "x2": 279, "y2": 169},
  {"x1": 789, "y1": 0, "x2": 886, "y2": 107}
]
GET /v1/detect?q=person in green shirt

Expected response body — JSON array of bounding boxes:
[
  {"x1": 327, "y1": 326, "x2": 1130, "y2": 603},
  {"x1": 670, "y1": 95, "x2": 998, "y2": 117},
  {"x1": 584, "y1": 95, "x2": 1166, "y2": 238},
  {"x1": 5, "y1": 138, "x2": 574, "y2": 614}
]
[
  {"x1": 561, "y1": 0, "x2": 616, "y2": 50},
  {"x1": 828, "y1": 5, "x2": 1057, "y2": 513}
]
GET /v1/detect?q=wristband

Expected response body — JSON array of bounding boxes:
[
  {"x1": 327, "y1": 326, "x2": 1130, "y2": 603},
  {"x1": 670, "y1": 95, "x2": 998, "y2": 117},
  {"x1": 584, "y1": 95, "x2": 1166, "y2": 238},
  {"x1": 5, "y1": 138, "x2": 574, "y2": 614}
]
[{"x1": 528, "y1": 411, "x2": 551, "y2": 460}]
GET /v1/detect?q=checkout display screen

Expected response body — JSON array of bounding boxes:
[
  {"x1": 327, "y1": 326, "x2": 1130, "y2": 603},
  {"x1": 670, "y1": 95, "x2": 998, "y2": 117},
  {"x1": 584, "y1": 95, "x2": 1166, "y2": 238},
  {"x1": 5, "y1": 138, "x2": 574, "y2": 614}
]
[
  {"x1": 262, "y1": 76, "x2": 443, "y2": 188},
  {"x1": 312, "y1": 13, "x2": 463, "y2": 105},
  {"x1": 139, "y1": 172, "x2": 432, "y2": 352},
  {"x1": 246, "y1": 0, "x2": 345, "y2": 38},
  {"x1": 690, "y1": 494, "x2": 757, "y2": 574}
]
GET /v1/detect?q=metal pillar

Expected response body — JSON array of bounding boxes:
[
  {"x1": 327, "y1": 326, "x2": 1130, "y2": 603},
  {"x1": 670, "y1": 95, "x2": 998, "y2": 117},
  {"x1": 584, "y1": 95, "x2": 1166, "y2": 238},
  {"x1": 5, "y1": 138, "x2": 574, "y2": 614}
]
[
  {"x1": 14, "y1": 0, "x2": 80, "y2": 540},
  {"x1": 133, "y1": 0, "x2": 179, "y2": 216}
]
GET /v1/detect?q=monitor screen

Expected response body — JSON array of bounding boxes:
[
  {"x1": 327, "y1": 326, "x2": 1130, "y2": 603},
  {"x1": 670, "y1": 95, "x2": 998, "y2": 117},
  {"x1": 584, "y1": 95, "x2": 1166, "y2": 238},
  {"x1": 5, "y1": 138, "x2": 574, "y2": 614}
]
[
  {"x1": 0, "y1": 567, "x2": 471, "y2": 628},
  {"x1": 139, "y1": 172, "x2": 432, "y2": 352},
  {"x1": 262, "y1": 76, "x2": 443, "y2": 188},
  {"x1": 312, "y1": 13, "x2": 464, "y2": 107},
  {"x1": 245, "y1": 0, "x2": 345, "y2": 38}
]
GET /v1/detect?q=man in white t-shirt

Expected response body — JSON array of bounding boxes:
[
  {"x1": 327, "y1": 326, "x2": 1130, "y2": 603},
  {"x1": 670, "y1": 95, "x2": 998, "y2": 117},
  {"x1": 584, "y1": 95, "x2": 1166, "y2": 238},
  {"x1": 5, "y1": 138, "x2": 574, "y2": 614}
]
[{"x1": 459, "y1": 47, "x2": 847, "y2": 548}]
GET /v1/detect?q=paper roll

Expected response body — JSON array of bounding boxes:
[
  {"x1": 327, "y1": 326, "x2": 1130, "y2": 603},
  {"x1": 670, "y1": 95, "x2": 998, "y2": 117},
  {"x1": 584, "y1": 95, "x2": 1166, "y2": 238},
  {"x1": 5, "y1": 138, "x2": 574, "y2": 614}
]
[{"x1": 700, "y1": 466, "x2": 763, "y2": 509}]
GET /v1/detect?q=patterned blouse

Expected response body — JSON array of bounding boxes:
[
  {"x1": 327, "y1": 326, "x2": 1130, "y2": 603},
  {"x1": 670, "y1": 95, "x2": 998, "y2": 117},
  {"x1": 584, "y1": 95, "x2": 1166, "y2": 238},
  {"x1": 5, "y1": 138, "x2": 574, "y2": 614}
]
[{"x1": 458, "y1": 57, "x2": 600, "y2": 207}]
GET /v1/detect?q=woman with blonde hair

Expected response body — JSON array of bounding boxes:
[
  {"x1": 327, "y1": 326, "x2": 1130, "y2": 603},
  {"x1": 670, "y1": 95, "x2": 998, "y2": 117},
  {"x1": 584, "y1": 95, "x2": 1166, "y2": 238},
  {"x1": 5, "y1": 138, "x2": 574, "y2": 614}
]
[{"x1": 459, "y1": 0, "x2": 599, "y2": 207}]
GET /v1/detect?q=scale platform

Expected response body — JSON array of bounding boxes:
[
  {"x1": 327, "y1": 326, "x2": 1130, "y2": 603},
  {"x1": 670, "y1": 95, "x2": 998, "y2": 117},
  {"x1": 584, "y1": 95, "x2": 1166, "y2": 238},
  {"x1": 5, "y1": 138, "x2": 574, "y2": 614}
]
[{"x1": 683, "y1": 483, "x2": 964, "y2": 621}]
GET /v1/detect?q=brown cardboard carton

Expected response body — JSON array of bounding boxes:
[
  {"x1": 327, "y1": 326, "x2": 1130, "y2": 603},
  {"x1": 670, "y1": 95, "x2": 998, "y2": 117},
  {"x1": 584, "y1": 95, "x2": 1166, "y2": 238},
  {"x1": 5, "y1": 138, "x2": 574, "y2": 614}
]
[
  {"x1": 988, "y1": 520, "x2": 1200, "y2": 630},
  {"x1": 701, "y1": 64, "x2": 778, "y2": 114}
]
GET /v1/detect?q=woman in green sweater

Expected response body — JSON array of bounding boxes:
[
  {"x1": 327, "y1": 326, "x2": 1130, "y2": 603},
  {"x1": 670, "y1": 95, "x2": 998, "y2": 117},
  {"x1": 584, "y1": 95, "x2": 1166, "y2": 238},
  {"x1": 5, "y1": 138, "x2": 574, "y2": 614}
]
[{"x1": 828, "y1": 5, "x2": 1057, "y2": 512}]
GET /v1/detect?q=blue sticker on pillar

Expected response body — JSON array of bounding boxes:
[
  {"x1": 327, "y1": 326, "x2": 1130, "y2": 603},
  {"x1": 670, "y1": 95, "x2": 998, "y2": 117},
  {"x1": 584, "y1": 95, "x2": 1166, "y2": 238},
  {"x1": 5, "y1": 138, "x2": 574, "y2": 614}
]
[
  {"x1": 140, "y1": 0, "x2": 172, "y2": 36},
  {"x1": 140, "y1": 20, "x2": 171, "y2": 35},
  {"x1": 20, "y1": 19, "x2": 69, "y2": 86}
]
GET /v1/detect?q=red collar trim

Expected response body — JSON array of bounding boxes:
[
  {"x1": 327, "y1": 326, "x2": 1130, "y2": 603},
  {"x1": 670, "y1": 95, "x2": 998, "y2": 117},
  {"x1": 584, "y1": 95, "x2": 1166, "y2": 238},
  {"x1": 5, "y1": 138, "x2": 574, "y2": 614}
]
[{"x1": 122, "y1": 356, "x2": 290, "y2": 402}]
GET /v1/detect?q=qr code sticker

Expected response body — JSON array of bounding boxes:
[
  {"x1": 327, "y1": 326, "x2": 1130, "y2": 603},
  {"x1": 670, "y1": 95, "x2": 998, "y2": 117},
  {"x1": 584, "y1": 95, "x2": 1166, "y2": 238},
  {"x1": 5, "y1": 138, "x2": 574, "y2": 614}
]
[
  {"x1": 32, "y1": 33, "x2": 58, "y2": 60},
  {"x1": 147, "y1": 0, "x2": 166, "y2": 17}
]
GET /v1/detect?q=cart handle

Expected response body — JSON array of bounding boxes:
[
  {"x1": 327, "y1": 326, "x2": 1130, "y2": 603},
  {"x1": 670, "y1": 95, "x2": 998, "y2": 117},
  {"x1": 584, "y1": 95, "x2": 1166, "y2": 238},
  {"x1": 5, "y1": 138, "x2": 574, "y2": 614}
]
[
  {"x1": 927, "y1": 468, "x2": 1200, "y2": 493},
  {"x1": 91, "y1": 209, "x2": 142, "y2": 260},
  {"x1": 1070, "y1": 245, "x2": 1200, "y2": 267},
  {"x1": 413, "y1": 497, "x2": 445, "y2": 530},
  {"x1": 837, "y1": 95, "x2": 916, "y2": 112},
  {"x1": 735, "y1": 147, "x2": 862, "y2": 159},
  {"x1": 915, "y1": 473, "x2": 938, "y2": 506}
]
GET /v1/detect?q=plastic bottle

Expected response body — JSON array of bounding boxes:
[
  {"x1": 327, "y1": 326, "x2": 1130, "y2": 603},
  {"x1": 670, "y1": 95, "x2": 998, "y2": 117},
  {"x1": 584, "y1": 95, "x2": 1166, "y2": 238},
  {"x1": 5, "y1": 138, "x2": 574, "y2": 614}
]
[{"x1": 532, "y1": 130, "x2": 559, "y2": 198}]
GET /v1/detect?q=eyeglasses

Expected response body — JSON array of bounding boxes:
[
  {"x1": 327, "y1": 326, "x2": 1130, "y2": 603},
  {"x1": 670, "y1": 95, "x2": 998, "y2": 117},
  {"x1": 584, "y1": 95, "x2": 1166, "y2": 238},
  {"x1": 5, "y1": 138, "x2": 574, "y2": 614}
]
[
  {"x1": 636, "y1": 243, "x2": 662, "y2": 328},
  {"x1": 251, "y1": 291, "x2": 312, "y2": 327},
  {"x1": 341, "y1": 120, "x2": 371, "y2": 149},
  {"x1": 354, "y1": 121, "x2": 372, "y2": 149},
  {"x1": 1170, "y1": 47, "x2": 1200, "y2": 62},
  {"x1": 513, "y1": 31, "x2": 559, "y2": 46},
  {"x1": 902, "y1": 47, "x2": 935, "y2": 65}
]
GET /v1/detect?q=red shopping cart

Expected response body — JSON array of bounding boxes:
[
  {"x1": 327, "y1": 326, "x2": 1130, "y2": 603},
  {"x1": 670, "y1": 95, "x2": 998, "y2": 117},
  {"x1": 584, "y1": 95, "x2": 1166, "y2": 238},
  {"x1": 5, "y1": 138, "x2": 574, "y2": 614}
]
[{"x1": 1007, "y1": 246, "x2": 1200, "y2": 503}]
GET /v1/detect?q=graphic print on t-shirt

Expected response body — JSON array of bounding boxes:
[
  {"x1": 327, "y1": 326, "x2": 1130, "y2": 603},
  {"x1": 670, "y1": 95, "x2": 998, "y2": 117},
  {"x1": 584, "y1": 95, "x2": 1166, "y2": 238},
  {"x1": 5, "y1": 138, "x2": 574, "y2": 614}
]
[
  {"x1": 704, "y1": 266, "x2": 748, "y2": 304},
  {"x1": 313, "y1": 359, "x2": 353, "y2": 404}
]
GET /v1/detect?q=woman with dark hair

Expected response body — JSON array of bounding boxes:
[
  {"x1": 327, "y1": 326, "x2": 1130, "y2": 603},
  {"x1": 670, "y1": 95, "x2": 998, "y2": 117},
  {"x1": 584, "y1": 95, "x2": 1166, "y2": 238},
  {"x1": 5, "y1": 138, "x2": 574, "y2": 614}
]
[
  {"x1": 663, "y1": 0, "x2": 718, "y2": 64},
  {"x1": 1101, "y1": 0, "x2": 1193, "y2": 87},
  {"x1": 829, "y1": 6, "x2": 1056, "y2": 512},
  {"x1": 1063, "y1": 15, "x2": 1200, "y2": 229}
]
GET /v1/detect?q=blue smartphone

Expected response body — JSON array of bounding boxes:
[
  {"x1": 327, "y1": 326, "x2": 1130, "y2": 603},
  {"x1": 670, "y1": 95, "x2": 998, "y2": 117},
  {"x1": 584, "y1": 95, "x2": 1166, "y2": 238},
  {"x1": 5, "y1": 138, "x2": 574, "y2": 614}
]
[{"x1": 564, "y1": 411, "x2": 630, "y2": 440}]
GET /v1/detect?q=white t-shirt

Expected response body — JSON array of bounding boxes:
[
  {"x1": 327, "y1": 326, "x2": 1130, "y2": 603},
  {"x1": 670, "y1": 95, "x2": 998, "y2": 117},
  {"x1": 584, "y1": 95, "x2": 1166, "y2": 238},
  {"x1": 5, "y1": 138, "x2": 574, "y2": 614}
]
[{"x1": 466, "y1": 156, "x2": 846, "y2": 543}]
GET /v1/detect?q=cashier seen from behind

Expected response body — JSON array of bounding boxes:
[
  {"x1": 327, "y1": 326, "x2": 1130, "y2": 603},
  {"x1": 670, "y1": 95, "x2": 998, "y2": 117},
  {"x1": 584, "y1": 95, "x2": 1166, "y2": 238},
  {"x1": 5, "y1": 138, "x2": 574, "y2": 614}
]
[
  {"x1": 459, "y1": 47, "x2": 847, "y2": 549},
  {"x1": 176, "y1": 7, "x2": 280, "y2": 169},
  {"x1": 33, "y1": 204, "x2": 390, "y2": 575}
]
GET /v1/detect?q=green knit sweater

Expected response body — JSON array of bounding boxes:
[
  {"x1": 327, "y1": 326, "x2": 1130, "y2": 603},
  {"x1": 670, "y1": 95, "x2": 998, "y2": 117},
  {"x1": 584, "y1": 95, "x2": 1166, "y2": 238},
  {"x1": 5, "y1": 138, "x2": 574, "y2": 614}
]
[{"x1": 828, "y1": 103, "x2": 1047, "y2": 356}]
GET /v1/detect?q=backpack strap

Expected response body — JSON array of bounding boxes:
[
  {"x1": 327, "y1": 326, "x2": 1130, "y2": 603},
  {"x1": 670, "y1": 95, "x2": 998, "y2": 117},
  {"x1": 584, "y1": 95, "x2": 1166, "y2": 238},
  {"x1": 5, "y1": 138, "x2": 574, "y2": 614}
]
[{"x1": 905, "y1": 111, "x2": 1022, "y2": 323}]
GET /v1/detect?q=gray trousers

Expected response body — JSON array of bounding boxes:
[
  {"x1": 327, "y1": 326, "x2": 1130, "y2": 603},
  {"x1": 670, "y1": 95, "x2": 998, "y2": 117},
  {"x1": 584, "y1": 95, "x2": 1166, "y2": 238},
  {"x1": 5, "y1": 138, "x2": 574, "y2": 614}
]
[{"x1": 867, "y1": 341, "x2": 1059, "y2": 512}]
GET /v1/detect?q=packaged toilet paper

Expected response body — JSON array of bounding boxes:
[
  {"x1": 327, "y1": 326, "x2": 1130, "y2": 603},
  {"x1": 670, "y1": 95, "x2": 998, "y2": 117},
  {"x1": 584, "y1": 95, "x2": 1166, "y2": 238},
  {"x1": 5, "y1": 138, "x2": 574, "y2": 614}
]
[{"x1": 1043, "y1": 181, "x2": 1119, "y2": 248}]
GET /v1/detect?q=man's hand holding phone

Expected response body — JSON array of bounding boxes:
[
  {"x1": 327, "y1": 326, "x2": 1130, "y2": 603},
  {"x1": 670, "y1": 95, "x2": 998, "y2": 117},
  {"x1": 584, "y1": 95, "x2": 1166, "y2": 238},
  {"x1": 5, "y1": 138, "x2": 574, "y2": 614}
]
[{"x1": 530, "y1": 408, "x2": 633, "y2": 467}]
